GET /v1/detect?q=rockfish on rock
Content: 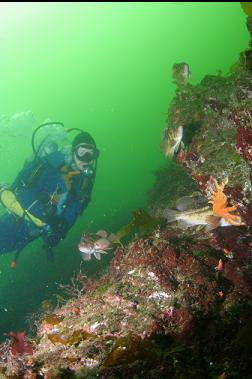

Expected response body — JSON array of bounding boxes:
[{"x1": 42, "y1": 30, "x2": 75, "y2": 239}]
[
  {"x1": 161, "y1": 194, "x2": 221, "y2": 231},
  {"x1": 78, "y1": 230, "x2": 115, "y2": 261},
  {"x1": 160, "y1": 125, "x2": 184, "y2": 157},
  {"x1": 172, "y1": 62, "x2": 191, "y2": 86}
]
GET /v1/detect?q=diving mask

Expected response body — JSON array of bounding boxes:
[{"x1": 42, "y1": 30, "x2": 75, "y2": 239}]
[{"x1": 74, "y1": 143, "x2": 99, "y2": 163}]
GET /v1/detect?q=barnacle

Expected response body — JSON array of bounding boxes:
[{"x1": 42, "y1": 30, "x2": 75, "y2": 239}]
[{"x1": 208, "y1": 178, "x2": 244, "y2": 226}]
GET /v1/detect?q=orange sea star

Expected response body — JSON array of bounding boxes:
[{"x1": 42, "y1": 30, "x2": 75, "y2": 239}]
[{"x1": 208, "y1": 178, "x2": 244, "y2": 226}]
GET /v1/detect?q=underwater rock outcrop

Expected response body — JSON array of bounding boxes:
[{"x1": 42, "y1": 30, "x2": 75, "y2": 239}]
[{"x1": 1, "y1": 225, "x2": 251, "y2": 378}]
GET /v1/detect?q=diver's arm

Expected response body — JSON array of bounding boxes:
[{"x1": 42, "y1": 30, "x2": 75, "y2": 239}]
[
  {"x1": 42, "y1": 202, "x2": 83, "y2": 248},
  {"x1": 43, "y1": 216, "x2": 70, "y2": 247},
  {"x1": 43, "y1": 173, "x2": 94, "y2": 247},
  {"x1": 43, "y1": 197, "x2": 87, "y2": 248}
]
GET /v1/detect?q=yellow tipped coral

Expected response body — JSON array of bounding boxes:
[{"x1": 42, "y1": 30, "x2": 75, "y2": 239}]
[{"x1": 208, "y1": 178, "x2": 244, "y2": 226}]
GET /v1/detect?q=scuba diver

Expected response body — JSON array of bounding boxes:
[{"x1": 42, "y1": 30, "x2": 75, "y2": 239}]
[{"x1": 0, "y1": 122, "x2": 99, "y2": 267}]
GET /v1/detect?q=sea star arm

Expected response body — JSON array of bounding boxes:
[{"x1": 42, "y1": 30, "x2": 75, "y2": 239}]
[{"x1": 207, "y1": 178, "x2": 244, "y2": 226}]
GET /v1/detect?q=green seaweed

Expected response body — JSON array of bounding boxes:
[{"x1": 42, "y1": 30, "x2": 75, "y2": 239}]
[{"x1": 114, "y1": 209, "x2": 163, "y2": 244}]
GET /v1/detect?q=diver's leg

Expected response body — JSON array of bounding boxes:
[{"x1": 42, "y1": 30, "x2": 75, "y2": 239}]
[{"x1": 0, "y1": 213, "x2": 32, "y2": 254}]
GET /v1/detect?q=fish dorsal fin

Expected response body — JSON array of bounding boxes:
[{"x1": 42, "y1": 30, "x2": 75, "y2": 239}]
[
  {"x1": 176, "y1": 196, "x2": 196, "y2": 211},
  {"x1": 95, "y1": 230, "x2": 108, "y2": 238},
  {"x1": 94, "y1": 252, "x2": 101, "y2": 260},
  {"x1": 176, "y1": 194, "x2": 208, "y2": 211},
  {"x1": 205, "y1": 215, "x2": 220, "y2": 231},
  {"x1": 173, "y1": 139, "x2": 182, "y2": 154}
]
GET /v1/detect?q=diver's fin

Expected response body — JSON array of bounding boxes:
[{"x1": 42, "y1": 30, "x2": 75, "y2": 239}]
[
  {"x1": 161, "y1": 208, "x2": 178, "y2": 223},
  {"x1": 94, "y1": 252, "x2": 101, "y2": 260},
  {"x1": 205, "y1": 215, "x2": 221, "y2": 231}
]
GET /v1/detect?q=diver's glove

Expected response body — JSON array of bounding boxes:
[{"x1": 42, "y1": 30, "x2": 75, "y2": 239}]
[
  {"x1": 44, "y1": 231, "x2": 61, "y2": 248},
  {"x1": 44, "y1": 216, "x2": 69, "y2": 247}
]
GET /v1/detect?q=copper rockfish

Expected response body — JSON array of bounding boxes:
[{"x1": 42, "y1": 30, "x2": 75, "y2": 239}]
[{"x1": 78, "y1": 230, "x2": 115, "y2": 261}]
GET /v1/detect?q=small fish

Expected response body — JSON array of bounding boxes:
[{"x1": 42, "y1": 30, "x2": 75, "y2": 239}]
[
  {"x1": 160, "y1": 125, "x2": 184, "y2": 157},
  {"x1": 161, "y1": 194, "x2": 221, "y2": 231},
  {"x1": 172, "y1": 62, "x2": 191, "y2": 86},
  {"x1": 78, "y1": 230, "x2": 114, "y2": 261}
]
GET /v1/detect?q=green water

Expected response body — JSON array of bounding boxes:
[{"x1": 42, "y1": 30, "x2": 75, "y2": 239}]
[{"x1": 0, "y1": 2, "x2": 249, "y2": 338}]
